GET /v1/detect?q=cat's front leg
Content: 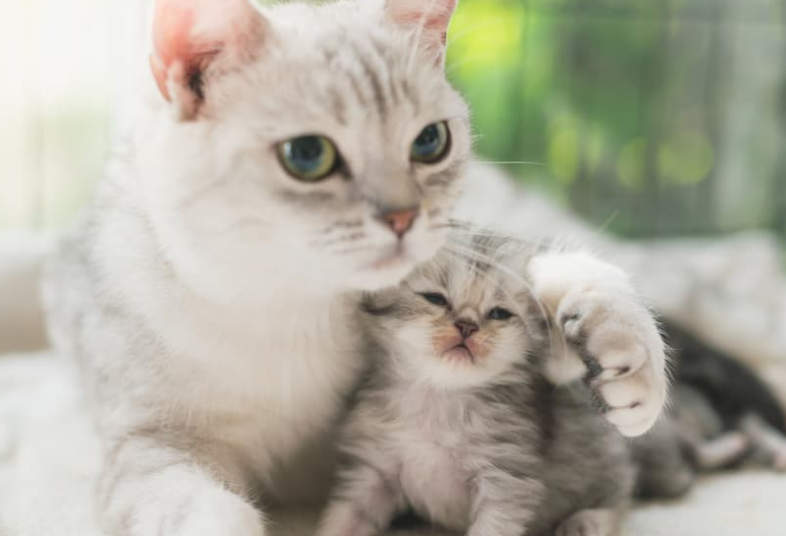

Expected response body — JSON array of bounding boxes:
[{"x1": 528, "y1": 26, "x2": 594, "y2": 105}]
[
  {"x1": 528, "y1": 251, "x2": 668, "y2": 437},
  {"x1": 99, "y1": 435, "x2": 264, "y2": 536},
  {"x1": 467, "y1": 469, "x2": 544, "y2": 536},
  {"x1": 315, "y1": 462, "x2": 403, "y2": 536}
]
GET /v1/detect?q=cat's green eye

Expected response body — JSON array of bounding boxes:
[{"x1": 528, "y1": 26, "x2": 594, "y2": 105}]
[
  {"x1": 411, "y1": 121, "x2": 451, "y2": 164},
  {"x1": 277, "y1": 135, "x2": 340, "y2": 182}
]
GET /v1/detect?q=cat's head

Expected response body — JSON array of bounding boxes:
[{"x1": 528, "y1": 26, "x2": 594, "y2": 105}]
[
  {"x1": 138, "y1": 0, "x2": 471, "y2": 299},
  {"x1": 364, "y1": 232, "x2": 546, "y2": 390}
]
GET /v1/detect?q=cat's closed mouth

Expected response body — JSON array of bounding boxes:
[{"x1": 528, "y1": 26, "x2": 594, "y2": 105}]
[
  {"x1": 368, "y1": 244, "x2": 410, "y2": 271},
  {"x1": 444, "y1": 343, "x2": 475, "y2": 363}
]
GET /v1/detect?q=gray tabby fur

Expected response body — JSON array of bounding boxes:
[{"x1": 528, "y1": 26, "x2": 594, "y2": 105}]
[{"x1": 318, "y1": 234, "x2": 635, "y2": 536}]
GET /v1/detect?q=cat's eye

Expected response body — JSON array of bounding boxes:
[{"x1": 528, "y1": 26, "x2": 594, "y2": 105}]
[
  {"x1": 420, "y1": 292, "x2": 450, "y2": 308},
  {"x1": 411, "y1": 121, "x2": 451, "y2": 164},
  {"x1": 277, "y1": 135, "x2": 341, "y2": 182},
  {"x1": 487, "y1": 307, "x2": 513, "y2": 321}
]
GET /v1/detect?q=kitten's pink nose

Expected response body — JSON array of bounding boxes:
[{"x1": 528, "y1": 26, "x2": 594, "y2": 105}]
[
  {"x1": 378, "y1": 208, "x2": 419, "y2": 238},
  {"x1": 454, "y1": 319, "x2": 479, "y2": 340}
]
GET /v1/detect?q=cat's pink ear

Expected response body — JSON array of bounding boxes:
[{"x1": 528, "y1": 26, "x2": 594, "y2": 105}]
[
  {"x1": 150, "y1": 0, "x2": 268, "y2": 120},
  {"x1": 386, "y1": 0, "x2": 458, "y2": 56}
]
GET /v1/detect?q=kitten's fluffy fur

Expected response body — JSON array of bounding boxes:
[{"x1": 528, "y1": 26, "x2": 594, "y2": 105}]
[
  {"x1": 42, "y1": 1, "x2": 666, "y2": 535},
  {"x1": 318, "y1": 234, "x2": 635, "y2": 536},
  {"x1": 634, "y1": 384, "x2": 786, "y2": 499}
]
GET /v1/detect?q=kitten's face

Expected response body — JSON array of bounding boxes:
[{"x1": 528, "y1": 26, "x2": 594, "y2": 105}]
[
  {"x1": 141, "y1": 0, "x2": 471, "y2": 298},
  {"x1": 366, "y1": 235, "x2": 543, "y2": 389}
]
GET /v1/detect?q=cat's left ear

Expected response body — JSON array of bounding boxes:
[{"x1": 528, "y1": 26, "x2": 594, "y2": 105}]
[
  {"x1": 149, "y1": 0, "x2": 269, "y2": 120},
  {"x1": 385, "y1": 0, "x2": 458, "y2": 63}
]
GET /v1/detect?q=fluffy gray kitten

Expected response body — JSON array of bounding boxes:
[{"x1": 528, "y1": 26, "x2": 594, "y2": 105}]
[
  {"x1": 634, "y1": 384, "x2": 786, "y2": 499},
  {"x1": 317, "y1": 233, "x2": 636, "y2": 536}
]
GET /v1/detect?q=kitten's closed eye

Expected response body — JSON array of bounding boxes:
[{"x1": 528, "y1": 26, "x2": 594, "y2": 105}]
[
  {"x1": 487, "y1": 307, "x2": 514, "y2": 321},
  {"x1": 420, "y1": 292, "x2": 451, "y2": 309}
]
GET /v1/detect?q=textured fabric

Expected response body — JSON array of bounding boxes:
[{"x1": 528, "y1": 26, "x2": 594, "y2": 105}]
[{"x1": 0, "y1": 353, "x2": 784, "y2": 535}]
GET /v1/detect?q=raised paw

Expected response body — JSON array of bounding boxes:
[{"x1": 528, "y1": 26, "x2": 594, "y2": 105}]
[
  {"x1": 528, "y1": 251, "x2": 668, "y2": 437},
  {"x1": 557, "y1": 287, "x2": 667, "y2": 437}
]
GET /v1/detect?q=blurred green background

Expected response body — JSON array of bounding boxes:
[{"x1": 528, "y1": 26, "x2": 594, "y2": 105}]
[
  {"x1": 2, "y1": 0, "x2": 785, "y2": 242},
  {"x1": 447, "y1": 0, "x2": 786, "y2": 241}
]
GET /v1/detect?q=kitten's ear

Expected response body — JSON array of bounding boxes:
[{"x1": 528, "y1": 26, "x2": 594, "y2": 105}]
[
  {"x1": 385, "y1": 0, "x2": 458, "y2": 61},
  {"x1": 149, "y1": 0, "x2": 268, "y2": 120}
]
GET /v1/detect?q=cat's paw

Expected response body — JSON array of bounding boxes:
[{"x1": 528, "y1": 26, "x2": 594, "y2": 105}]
[
  {"x1": 529, "y1": 251, "x2": 667, "y2": 438},
  {"x1": 555, "y1": 509, "x2": 620, "y2": 536},
  {"x1": 557, "y1": 283, "x2": 667, "y2": 437},
  {"x1": 144, "y1": 487, "x2": 265, "y2": 536}
]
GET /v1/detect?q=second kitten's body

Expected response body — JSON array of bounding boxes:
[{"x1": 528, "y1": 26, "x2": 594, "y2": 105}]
[{"x1": 318, "y1": 235, "x2": 637, "y2": 536}]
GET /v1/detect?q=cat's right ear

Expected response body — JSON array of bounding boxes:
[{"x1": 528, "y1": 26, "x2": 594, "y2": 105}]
[
  {"x1": 385, "y1": 0, "x2": 459, "y2": 63},
  {"x1": 149, "y1": 0, "x2": 268, "y2": 121}
]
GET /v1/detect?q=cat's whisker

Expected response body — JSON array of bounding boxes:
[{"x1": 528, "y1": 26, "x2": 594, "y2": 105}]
[
  {"x1": 443, "y1": 244, "x2": 566, "y2": 363},
  {"x1": 446, "y1": 17, "x2": 514, "y2": 47},
  {"x1": 442, "y1": 242, "x2": 565, "y2": 355},
  {"x1": 313, "y1": 232, "x2": 367, "y2": 248},
  {"x1": 443, "y1": 54, "x2": 500, "y2": 77},
  {"x1": 590, "y1": 211, "x2": 620, "y2": 239},
  {"x1": 320, "y1": 220, "x2": 364, "y2": 234},
  {"x1": 475, "y1": 161, "x2": 546, "y2": 167},
  {"x1": 332, "y1": 244, "x2": 375, "y2": 256},
  {"x1": 440, "y1": 221, "x2": 542, "y2": 243},
  {"x1": 464, "y1": 255, "x2": 531, "y2": 325}
]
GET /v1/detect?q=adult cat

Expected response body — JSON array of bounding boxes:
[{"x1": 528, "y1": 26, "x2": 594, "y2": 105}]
[{"x1": 42, "y1": 1, "x2": 666, "y2": 535}]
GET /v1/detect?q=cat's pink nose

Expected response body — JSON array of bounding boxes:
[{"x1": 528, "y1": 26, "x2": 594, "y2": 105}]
[
  {"x1": 454, "y1": 319, "x2": 479, "y2": 340},
  {"x1": 378, "y1": 208, "x2": 419, "y2": 238}
]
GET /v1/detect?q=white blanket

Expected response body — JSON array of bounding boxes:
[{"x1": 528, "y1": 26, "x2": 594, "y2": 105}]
[{"x1": 0, "y1": 353, "x2": 785, "y2": 536}]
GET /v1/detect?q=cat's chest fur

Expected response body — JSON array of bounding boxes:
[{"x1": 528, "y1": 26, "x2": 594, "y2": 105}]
[
  {"x1": 71, "y1": 203, "x2": 368, "y2": 488},
  {"x1": 150, "y1": 282, "x2": 365, "y2": 458}
]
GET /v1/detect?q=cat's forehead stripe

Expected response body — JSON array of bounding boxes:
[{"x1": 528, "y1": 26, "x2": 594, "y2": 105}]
[{"x1": 319, "y1": 30, "x2": 425, "y2": 125}]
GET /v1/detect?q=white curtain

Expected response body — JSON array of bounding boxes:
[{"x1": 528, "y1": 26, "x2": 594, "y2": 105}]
[{"x1": 0, "y1": 0, "x2": 150, "y2": 231}]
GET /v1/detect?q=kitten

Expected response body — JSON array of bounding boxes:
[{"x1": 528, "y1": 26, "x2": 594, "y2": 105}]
[
  {"x1": 317, "y1": 233, "x2": 658, "y2": 536},
  {"x1": 632, "y1": 320, "x2": 786, "y2": 499},
  {"x1": 634, "y1": 386, "x2": 786, "y2": 499},
  {"x1": 41, "y1": 1, "x2": 667, "y2": 535}
]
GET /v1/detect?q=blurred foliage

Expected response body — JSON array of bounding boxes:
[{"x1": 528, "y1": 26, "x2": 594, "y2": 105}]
[{"x1": 446, "y1": 0, "x2": 786, "y2": 241}]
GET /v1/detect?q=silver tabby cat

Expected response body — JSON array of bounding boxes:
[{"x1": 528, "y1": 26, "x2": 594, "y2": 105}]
[
  {"x1": 42, "y1": 1, "x2": 667, "y2": 535},
  {"x1": 319, "y1": 232, "x2": 636, "y2": 536}
]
